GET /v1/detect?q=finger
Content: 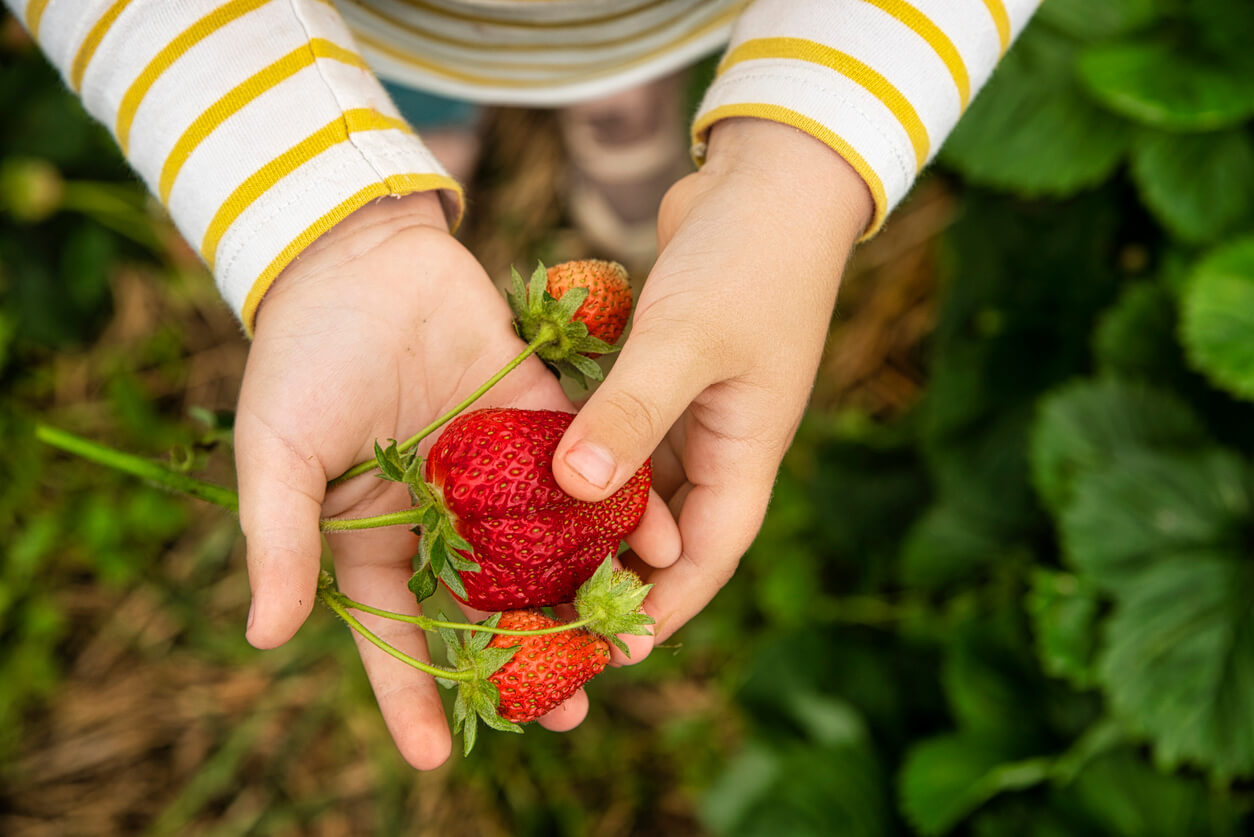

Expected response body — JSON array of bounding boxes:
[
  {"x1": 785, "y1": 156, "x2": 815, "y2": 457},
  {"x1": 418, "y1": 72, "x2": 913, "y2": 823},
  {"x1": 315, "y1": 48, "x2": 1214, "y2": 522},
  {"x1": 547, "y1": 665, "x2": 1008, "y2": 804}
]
[
  {"x1": 537, "y1": 688, "x2": 589, "y2": 732},
  {"x1": 649, "y1": 426, "x2": 687, "y2": 501},
  {"x1": 329, "y1": 518, "x2": 453, "y2": 770},
  {"x1": 624, "y1": 487, "x2": 681, "y2": 569},
  {"x1": 643, "y1": 477, "x2": 773, "y2": 644},
  {"x1": 553, "y1": 315, "x2": 715, "y2": 502},
  {"x1": 235, "y1": 408, "x2": 326, "y2": 650}
]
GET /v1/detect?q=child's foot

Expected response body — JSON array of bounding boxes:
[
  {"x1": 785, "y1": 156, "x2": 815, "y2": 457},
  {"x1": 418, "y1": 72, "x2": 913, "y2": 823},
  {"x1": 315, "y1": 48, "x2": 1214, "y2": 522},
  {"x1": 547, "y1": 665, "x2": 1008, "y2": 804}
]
[{"x1": 557, "y1": 72, "x2": 692, "y2": 271}]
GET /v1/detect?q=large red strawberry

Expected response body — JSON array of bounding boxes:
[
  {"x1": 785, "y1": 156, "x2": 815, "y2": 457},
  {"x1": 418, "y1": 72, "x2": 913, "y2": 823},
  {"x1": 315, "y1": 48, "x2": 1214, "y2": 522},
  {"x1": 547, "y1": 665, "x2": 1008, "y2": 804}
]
[
  {"x1": 545, "y1": 259, "x2": 632, "y2": 348},
  {"x1": 487, "y1": 610, "x2": 611, "y2": 723},
  {"x1": 424, "y1": 408, "x2": 651, "y2": 610}
]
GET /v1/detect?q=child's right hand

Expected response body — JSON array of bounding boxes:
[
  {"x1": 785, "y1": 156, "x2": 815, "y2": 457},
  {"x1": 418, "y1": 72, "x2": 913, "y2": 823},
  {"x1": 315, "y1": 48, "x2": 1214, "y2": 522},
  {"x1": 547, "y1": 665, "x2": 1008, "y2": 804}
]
[{"x1": 232, "y1": 191, "x2": 680, "y2": 768}]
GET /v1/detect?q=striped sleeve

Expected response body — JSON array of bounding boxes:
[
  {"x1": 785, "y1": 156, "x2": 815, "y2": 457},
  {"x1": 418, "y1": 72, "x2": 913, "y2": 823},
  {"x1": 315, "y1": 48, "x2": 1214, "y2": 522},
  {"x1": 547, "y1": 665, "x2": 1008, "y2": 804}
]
[
  {"x1": 692, "y1": 0, "x2": 1039, "y2": 236},
  {"x1": 5, "y1": 0, "x2": 464, "y2": 333}
]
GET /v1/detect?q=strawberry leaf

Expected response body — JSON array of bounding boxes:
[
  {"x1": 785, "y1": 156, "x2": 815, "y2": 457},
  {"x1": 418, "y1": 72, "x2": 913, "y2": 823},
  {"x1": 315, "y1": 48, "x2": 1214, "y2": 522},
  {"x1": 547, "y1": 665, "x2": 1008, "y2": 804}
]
[
  {"x1": 572, "y1": 334, "x2": 617, "y2": 355},
  {"x1": 551, "y1": 284, "x2": 589, "y2": 321},
  {"x1": 527, "y1": 262, "x2": 548, "y2": 312},
  {"x1": 1078, "y1": 38, "x2": 1254, "y2": 131},
  {"x1": 566, "y1": 352, "x2": 604, "y2": 382},
  {"x1": 374, "y1": 440, "x2": 405, "y2": 482},
  {"x1": 1181, "y1": 237, "x2": 1254, "y2": 401},
  {"x1": 420, "y1": 504, "x2": 441, "y2": 534},
  {"x1": 465, "y1": 612, "x2": 501, "y2": 653},
  {"x1": 1130, "y1": 127, "x2": 1254, "y2": 245},
  {"x1": 574, "y1": 557, "x2": 655, "y2": 652},
  {"x1": 402, "y1": 455, "x2": 425, "y2": 497},
  {"x1": 899, "y1": 732, "x2": 1051, "y2": 836},
  {"x1": 438, "y1": 555, "x2": 468, "y2": 601},
  {"x1": 1099, "y1": 550, "x2": 1254, "y2": 781},
  {"x1": 940, "y1": 25, "x2": 1130, "y2": 196},
  {"x1": 1025, "y1": 568, "x2": 1099, "y2": 689},
  {"x1": 1061, "y1": 448, "x2": 1253, "y2": 589},
  {"x1": 1030, "y1": 378, "x2": 1205, "y2": 515},
  {"x1": 473, "y1": 646, "x2": 519, "y2": 679},
  {"x1": 407, "y1": 565, "x2": 437, "y2": 603}
]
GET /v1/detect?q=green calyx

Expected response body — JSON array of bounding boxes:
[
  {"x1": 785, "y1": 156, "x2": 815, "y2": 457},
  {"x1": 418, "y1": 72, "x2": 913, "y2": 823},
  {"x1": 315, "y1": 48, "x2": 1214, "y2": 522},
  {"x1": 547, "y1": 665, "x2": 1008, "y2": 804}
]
[
  {"x1": 373, "y1": 440, "x2": 480, "y2": 603},
  {"x1": 439, "y1": 614, "x2": 523, "y2": 755},
  {"x1": 507, "y1": 262, "x2": 618, "y2": 387},
  {"x1": 573, "y1": 556, "x2": 655, "y2": 656}
]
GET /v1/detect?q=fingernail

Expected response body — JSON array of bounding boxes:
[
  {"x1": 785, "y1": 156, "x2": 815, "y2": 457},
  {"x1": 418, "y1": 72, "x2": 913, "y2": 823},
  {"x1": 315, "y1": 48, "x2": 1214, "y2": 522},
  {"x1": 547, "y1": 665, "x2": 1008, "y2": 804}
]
[
  {"x1": 246, "y1": 599, "x2": 256, "y2": 632},
  {"x1": 565, "y1": 442, "x2": 615, "y2": 490}
]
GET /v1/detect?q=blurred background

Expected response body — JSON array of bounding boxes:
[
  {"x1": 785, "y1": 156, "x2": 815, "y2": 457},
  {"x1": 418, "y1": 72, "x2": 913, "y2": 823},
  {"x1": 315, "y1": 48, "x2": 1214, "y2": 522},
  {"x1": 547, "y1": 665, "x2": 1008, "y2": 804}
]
[{"x1": 4, "y1": 2, "x2": 1254, "y2": 835}]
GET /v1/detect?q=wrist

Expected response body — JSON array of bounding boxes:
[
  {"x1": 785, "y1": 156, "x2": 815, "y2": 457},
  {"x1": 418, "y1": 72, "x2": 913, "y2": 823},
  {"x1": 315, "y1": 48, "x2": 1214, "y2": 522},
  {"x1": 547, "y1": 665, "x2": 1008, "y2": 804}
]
[
  {"x1": 254, "y1": 190, "x2": 451, "y2": 328},
  {"x1": 701, "y1": 117, "x2": 874, "y2": 244}
]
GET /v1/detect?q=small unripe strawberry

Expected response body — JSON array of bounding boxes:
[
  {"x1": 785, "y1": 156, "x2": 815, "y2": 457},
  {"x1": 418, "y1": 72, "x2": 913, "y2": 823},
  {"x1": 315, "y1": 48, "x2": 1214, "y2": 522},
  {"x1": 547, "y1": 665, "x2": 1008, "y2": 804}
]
[
  {"x1": 487, "y1": 610, "x2": 611, "y2": 723},
  {"x1": 546, "y1": 259, "x2": 632, "y2": 348}
]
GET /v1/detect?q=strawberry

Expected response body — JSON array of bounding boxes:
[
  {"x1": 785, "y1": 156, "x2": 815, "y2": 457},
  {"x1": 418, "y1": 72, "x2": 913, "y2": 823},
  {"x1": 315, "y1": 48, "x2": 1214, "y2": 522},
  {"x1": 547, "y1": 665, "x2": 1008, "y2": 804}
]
[
  {"x1": 424, "y1": 408, "x2": 651, "y2": 610},
  {"x1": 545, "y1": 259, "x2": 632, "y2": 348},
  {"x1": 507, "y1": 259, "x2": 632, "y2": 385},
  {"x1": 486, "y1": 610, "x2": 611, "y2": 723}
]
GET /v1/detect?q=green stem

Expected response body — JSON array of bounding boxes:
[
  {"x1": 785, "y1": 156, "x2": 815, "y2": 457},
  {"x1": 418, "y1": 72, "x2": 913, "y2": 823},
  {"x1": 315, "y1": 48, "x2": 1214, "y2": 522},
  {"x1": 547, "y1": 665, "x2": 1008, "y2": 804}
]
[
  {"x1": 332, "y1": 592, "x2": 593, "y2": 636},
  {"x1": 317, "y1": 586, "x2": 470, "y2": 681},
  {"x1": 36, "y1": 423, "x2": 239, "y2": 512},
  {"x1": 327, "y1": 327, "x2": 556, "y2": 487},
  {"x1": 37, "y1": 423, "x2": 424, "y2": 534},
  {"x1": 318, "y1": 508, "x2": 424, "y2": 532}
]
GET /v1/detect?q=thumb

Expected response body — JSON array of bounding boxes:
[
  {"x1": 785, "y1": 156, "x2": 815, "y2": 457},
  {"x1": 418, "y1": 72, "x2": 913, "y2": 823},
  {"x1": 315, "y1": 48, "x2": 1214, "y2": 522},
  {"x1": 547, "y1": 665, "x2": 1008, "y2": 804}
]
[
  {"x1": 235, "y1": 413, "x2": 326, "y2": 650},
  {"x1": 553, "y1": 317, "x2": 712, "y2": 502}
]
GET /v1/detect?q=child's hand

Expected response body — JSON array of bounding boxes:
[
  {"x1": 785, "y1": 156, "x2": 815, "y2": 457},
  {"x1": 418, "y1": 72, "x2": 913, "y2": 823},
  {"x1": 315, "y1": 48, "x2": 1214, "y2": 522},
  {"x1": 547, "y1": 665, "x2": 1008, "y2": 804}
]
[
  {"x1": 552, "y1": 117, "x2": 874, "y2": 649},
  {"x1": 231, "y1": 193, "x2": 677, "y2": 768}
]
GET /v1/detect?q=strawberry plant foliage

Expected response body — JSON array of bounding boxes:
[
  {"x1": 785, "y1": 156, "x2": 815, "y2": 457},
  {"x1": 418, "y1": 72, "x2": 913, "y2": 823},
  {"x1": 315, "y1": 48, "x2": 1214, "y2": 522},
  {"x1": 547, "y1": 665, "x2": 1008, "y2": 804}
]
[
  {"x1": 1029, "y1": 378, "x2": 1205, "y2": 515},
  {"x1": 1060, "y1": 448, "x2": 1254, "y2": 779},
  {"x1": 1077, "y1": 38, "x2": 1254, "y2": 131},
  {"x1": 939, "y1": 26, "x2": 1130, "y2": 196},
  {"x1": 1182, "y1": 237, "x2": 1254, "y2": 402},
  {"x1": 1100, "y1": 551, "x2": 1254, "y2": 781},
  {"x1": 1130, "y1": 128, "x2": 1254, "y2": 245}
]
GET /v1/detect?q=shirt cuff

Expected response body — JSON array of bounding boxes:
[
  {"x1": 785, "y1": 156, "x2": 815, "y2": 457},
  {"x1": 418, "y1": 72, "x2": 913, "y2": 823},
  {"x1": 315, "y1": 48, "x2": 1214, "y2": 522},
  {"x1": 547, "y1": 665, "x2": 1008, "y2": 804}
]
[
  {"x1": 692, "y1": 0, "x2": 1039, "y2": 239},
  {"x1": 10, "y1": 0, "x2": 463, "y2": 334}
]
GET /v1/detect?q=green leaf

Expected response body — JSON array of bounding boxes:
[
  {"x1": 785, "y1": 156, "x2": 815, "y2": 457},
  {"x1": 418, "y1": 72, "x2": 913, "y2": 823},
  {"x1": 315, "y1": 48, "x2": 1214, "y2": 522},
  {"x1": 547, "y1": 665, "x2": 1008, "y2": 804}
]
[
  {"x1": 899, "y1": 733, "x2": 1051, "y2": 836},
  {"x1": 1077, "y1": 39, "x2": 1254, "y2": 131},
  {"x1": 1026, "y1": 569, "x2": 1099, "y2": 689},
  {"x1": 940, "y1": 26, "x2": 1130, "y2": 196},
  {"x1": 506, "y1": 264, "x2": 528, "y2": 318},
  {"x1": 1092, "y1": 282, "x2": 1183, "y2": 383},
  {"x1": 1099, "y1": 552, "x2": 1254, "y2": 780},
  {"x1": 528, "y1": 262, "x2": 548, "y2": 314},
  {"x1": 899, "y1": 503, "x2": 1007, "y2": 589},
  {"x1": 704, "y1": 738, "x2": 891, "y2": 837},
  {"x1": 1061, "y1": 448, "x2": 1253, "y2": 589},
  {"x1": 374, "y1": 440, "x2": 404, "y2": 482},
  {"x1": 941, "y1": 616, "x2": 1046, "y2": 737},
  {"x1": 473, "y1": 646, "x2": 518, "y2": 680},
  {"x1": 465, "y1": 612, "x2": 499, "y2": 654},
  {"x1": 551, "y1": 284, "x2": 589, "y2": 321},
  {"x1": 1066, "y1": 747, "x2": 1247, "y2": 836},
  {"x1": 1130, "y1": 127, "x2": 1254, "y2": 244},
  {"x1": 565, "y1": 352, "x2": 603, "y2": 381},
  {"x1": 1181, "y1": 237, "x2": 1254, "y2": 401},
  {"x1": 407, "y1": 566, "x2": 437, "y2": 603},
  {"x1": 438, "y1": 556, "x2": 468, "y2": 601},
  {"x1": 1030, "y1": 378, "x2": 1206, "y2": 515},
  {"x1": 1035, "y1": 0, "x2": 1162, "y2": 40}
]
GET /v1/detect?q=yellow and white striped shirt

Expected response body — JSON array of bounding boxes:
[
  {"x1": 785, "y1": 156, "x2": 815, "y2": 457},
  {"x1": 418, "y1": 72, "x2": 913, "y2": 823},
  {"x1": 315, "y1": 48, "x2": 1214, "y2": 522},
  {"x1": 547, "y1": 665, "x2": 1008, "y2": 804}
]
[{"x1": 8, "y1": 0, "x2": 1036, "y2": 331}]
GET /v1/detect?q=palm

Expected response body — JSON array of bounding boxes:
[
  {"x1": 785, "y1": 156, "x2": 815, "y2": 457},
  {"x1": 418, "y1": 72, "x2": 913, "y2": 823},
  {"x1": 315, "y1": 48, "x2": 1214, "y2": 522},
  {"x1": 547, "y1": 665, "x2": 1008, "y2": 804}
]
[{"x1": 234, "y1": 226, "x2": 578, "y2": 768}]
